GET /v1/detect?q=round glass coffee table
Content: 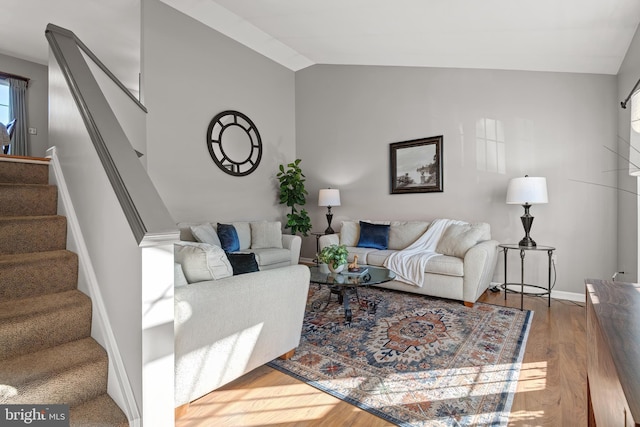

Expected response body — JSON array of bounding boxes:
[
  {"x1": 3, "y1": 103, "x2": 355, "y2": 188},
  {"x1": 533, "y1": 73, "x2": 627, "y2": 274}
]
[{"x1": 309, "y1": 265, "x2": 396, "y2": 323}]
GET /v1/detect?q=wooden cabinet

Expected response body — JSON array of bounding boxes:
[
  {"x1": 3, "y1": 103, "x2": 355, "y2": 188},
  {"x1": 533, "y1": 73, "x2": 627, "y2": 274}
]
[{"x1": 586, "y1": 279, "x2": 640, "y2": 427}]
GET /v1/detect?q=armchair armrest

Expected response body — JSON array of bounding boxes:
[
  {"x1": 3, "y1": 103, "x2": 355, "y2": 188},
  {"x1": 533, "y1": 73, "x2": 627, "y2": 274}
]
[{"x1": 282, "y1": 234, "x2": 302, "y2": 265}]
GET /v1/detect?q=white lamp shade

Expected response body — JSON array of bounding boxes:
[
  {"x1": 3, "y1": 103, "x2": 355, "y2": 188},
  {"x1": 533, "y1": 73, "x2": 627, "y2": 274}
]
[
  {"x1": 0, "y1": 123, "x2": 9, "y2": 145},
  {"x1": 506, "y1": 176, "x2": 548, "y2": 205},
  {"x1": 318, "y1": 188, "x2": 341, "y2": 207}
]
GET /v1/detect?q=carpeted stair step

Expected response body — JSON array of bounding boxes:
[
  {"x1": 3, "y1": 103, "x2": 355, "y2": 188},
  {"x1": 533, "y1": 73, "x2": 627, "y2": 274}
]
[
  {"x1": 0, "y1": 215, "x2": 67, "y2": 255},
  {"x1": 0, "y1": 337, "x2": 108, "y2": 407},
  {"x1": 70, "y1": 393, "x2": 129, "y2": 427},
  {"x1": 0, "y1": 183, "x2": 58, "y2": 216},
  {"x1": 0, "y1": 160, "x2": 49, "y2": 184},
  {"x1": 0, "y1": 290, "x2": 91, "y2": 360},
  {"x1": 0, "y1": 250, "x2": 78, "y2": 301}
]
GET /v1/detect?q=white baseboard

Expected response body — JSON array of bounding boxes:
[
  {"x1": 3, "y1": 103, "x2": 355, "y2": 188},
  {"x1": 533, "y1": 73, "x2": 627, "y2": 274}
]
[
  {"x1": 47, "y1": 147, "x2": 140, "y2": 427},
  {"x1": 489, "y1": 281, "x2": 585, "y2": 303}
]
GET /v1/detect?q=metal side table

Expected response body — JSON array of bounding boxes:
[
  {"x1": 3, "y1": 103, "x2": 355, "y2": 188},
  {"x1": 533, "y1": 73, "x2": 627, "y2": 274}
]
[{"x1": 499, "y1": 243, "x2": 555, "y2": 310}]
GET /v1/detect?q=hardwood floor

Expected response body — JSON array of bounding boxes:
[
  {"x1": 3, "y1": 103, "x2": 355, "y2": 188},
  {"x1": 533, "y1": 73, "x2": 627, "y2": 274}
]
[{"x1": 176, "y1": 290, "x2": 587, "y2": 426}]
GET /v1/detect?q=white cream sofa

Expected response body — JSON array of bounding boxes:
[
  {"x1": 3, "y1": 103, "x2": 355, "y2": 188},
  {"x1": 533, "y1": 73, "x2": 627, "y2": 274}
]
[
  {"x1": 178, "y1": 221, "x2": 301, "y2": 270},
  {"x1": 174, "y1": 220, "x2": 310, "y2": 407},
  {"x1": 319, "y1": 220, "x2": 498, "y2": 306}
]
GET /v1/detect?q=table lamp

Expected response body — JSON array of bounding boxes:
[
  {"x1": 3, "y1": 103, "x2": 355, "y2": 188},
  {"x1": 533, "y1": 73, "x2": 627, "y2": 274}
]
[
  {"x1": 318, "y1": 188, "x2": 341, "y2": 234},
  {"x1": 506, "y1": 175, "x2": 548, "y2": 247}
]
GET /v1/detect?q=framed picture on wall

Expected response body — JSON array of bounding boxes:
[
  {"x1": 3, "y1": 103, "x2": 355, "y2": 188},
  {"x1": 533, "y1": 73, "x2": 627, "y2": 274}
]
[{"x1": 390, "y1": 136, "x2": 443, "y2": 194}]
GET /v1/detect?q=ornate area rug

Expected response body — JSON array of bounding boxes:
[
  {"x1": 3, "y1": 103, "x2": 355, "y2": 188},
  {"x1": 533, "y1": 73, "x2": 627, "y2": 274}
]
[{"x1": 268, "y1": 286, "x2": 533, "y2": 426}]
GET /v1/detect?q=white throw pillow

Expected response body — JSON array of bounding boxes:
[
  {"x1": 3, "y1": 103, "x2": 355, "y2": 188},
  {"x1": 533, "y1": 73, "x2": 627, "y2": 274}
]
[
  {"x1": 388, "y1": 221, "x2": 431, "y2": 250},
  {"x1": 339, "y1": 221, "x2": 360, "y2": 246},
  {"x1": 174, "y1": 242, "x2": 233, "y2": 283},
  {"x1": 251, "y1": 221, "x2": 283, "y2": 249},
  {"x1": 190, "y1": 223, "x2": 222, "y2": 247},
  {"x1": 436, "y1": 223, "x2": 489, "y2": 258}
]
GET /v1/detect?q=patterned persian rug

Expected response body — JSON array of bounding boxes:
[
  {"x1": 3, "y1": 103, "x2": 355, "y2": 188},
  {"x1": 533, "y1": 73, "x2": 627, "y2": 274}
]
[{"x1": 268, "y1": 286, "x2": 533, "y2": 426}]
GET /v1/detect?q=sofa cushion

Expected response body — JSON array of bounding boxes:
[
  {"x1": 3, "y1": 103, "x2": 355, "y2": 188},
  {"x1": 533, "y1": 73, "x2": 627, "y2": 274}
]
[
  {"x1": 436, "y1": 223, "x2": 489, "y2": 258},
  {"x1": 250, "y1": 248, "x2": 292, "y2": 267},
  {"x1": 345, "y1": 246, "x2": 377, "y2": 264},
  {"x1": 366, "y1": 249, "x2": 395, "y2": 267},
  {"x1": 174, "y1": 242, "x2": 233, "y2": 283},
  {"x1": 227, "y1": 252, "x2": 260, "y2": 275},
  {"x1": 232, "y1": 222, "x2": 252, "y2": 250},
  {"x1": 251, "y1": 221, "x2": 283, "y2": 249},
  {"x1": 388, "y1": 221, "x2": 430, "y2": 250},
  {"x1": 357, "y1": 221, "x2": 390, "y2": 249},
  {"x1": 217, "y1": 223, "x2": 240, "y2": 252},
  {"x1": 425, "y1": 255, "x2": 464, "y2": 277},
  {"x1": 190, "y1": 223, "x2": 222, "y2": 247}
]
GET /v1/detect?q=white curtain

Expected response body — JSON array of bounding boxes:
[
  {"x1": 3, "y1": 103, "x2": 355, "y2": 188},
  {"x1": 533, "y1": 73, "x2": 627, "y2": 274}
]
[{"x1": 8, "y1": 78, "x2": 27, "y2": 156}]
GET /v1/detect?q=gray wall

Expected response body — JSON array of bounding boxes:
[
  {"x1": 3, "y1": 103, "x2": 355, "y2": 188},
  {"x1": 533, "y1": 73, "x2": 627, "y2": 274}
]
[
  {"x1": 296, "y1": 65, "x2": 618, "y2": 296},
  {"x1": 141, "y1": 0, "x2": 621, "y2": 296},
  {"x1": 0, "y1": 53, "x2": 48, "y2": 157},
  {"x1": 142, "y1": 0, "x2": 296, "y2": 224},
  {"x1": 616, "y1": 25, "x2": 640, "y2": 284}
]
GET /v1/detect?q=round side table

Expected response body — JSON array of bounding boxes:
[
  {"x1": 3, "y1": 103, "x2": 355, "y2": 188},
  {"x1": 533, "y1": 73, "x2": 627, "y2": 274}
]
[{"x1": 499, "y1": 243, "x2": 555, "y2": 310}]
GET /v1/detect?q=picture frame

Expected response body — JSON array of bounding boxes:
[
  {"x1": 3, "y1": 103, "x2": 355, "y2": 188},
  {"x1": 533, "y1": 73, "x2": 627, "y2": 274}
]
[{"x1": 390, "y1": 136, "x2": 443, "y2": 194}]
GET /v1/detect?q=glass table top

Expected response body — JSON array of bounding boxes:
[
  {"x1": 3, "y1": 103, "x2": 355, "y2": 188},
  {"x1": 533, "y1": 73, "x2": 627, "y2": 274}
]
[{"x1": 309, "y1": 265, "x2": 396, "y2": 287}]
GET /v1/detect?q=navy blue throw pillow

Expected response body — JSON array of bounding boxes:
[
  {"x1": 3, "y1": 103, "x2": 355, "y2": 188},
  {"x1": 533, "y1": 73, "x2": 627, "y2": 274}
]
[
  {"x1": 357, "y1": 221, "x2": 390, "y2": 250},
  {"x1": 217, "y1": 223, "x2": 240, "y2": 252},
  {"x1": 227, "y1": 253, "x2": 259, "y2": 275}
]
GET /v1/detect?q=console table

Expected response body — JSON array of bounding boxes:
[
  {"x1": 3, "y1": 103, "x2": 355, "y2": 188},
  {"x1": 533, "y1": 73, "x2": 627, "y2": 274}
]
[
  {"x1": 586, "y1": 279, "x2": 640, "y2": 427},
  {"x1": 499, "y1": 244, "x2": 555, "y2": 310}
]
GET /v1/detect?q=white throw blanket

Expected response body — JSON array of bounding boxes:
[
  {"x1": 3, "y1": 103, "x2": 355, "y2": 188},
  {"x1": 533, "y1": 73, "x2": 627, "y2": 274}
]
[{"x1": 383, "y1": 218, "x2": 464, "y2": 287}]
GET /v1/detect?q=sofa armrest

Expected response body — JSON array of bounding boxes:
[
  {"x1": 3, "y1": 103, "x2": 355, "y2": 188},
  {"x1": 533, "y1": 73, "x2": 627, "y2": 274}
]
[
  {"x1": 318, "y1": 233, "x2": 340, "y2": 251},
  {"x1": 462, "y1": 239, "x2": 499, "y2": 304},
  {"x1": 282, "y1": 234, "x2": 302, "y2": 265},
  {"x1": 174, "y1": 264, "x2": 310, "y2": 406}
]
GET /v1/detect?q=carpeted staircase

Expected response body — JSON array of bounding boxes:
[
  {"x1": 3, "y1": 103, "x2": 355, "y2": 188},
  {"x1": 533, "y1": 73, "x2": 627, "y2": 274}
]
[{"x1": 0, "y1": 156, "x2": 128, "y2": 426}]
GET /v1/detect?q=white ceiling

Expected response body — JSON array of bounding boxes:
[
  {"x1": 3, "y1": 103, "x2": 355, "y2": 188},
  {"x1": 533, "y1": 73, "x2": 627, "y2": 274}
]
[
  {"x1": 1, "y1": 0, "x2": 639, "y2": 91},
  {"x1": 180, "y1": 0, "x2": 640, "y2": 75}
]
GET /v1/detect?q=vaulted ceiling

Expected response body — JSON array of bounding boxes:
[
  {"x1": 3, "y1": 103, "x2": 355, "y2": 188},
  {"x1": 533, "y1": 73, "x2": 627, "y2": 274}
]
[{"x1": 1, "y1": 0, "x2": 639, "y2": 92}]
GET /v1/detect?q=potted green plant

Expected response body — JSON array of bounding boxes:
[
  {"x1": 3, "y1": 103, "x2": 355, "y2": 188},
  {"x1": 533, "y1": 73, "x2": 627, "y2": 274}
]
[
  {"x1": 318, "y1": 244, "x2": 349, "y2": 273},
  {"x1": 277, "y1": 159, "x2": 312, "y2": 236}
]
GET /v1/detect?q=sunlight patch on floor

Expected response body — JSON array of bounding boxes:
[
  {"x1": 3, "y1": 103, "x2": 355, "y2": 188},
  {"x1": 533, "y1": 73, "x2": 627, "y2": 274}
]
[
  {"x1": 182, "y1": 383, "x2": 339, "y2": 426},
  {"x1": 508, "y1": 409, "x2": 546, "y2": 422},
  {"x1": 514, "y1": 361, "x2": 548, "y2": 393}
]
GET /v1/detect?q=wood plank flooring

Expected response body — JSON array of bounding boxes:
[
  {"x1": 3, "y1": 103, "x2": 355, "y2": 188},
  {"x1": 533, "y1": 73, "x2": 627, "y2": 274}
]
[{"x1": 176, "y1": 289, "x2": 587, "y2": 426}]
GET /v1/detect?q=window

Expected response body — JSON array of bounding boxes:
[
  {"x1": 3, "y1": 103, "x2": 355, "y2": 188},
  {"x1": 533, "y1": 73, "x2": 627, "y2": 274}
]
[
  {"x1": 0, "y1": 80, "x2": 8, "y2": 125},
  {"x1": 476, "y1": 118, "x2": 506, "y2": 174}
]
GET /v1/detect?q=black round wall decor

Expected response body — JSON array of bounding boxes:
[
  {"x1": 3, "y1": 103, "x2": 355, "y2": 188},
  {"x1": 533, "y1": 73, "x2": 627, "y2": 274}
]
[{"x1": 206, "y1": 110, "x2": 263, "y2": 176}]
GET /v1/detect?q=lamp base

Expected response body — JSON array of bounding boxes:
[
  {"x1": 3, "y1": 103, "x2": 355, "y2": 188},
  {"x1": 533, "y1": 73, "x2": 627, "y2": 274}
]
[
  {"x1": 325, "y1": 211, "x2": 335, "y2": 234},
  {"x1": 518, "y1": 236, "x2": 537, "y2": 247},
  {"x1": 519, "y1": 204, "x2": 537, "y2": 247}
]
